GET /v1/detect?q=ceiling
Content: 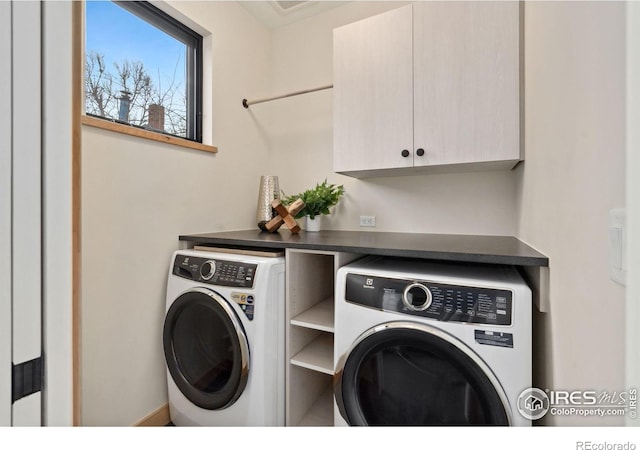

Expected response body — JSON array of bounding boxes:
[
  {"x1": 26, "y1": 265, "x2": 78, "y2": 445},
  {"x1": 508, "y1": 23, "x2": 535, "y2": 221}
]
[{"x1": 239, "y1": 1, "x2": 348, "y2": 29}]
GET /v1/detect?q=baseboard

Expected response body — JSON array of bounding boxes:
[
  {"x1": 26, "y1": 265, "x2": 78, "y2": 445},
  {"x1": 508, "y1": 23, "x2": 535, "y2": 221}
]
[{"x1": 133, "y1": 404, "x2": 170, "y2": 427}]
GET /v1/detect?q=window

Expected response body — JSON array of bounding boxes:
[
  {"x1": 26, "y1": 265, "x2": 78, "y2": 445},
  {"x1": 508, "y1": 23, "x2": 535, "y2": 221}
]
[{"x1": 84, "y1": 0, "x2": 203, "y2": 142}]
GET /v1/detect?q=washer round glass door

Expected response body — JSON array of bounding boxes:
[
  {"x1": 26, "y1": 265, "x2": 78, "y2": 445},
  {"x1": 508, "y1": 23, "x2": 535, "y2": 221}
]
[
  {"x1": 335, "y1": 322, "x2": 510, "y2": 426},
  {"x1": 163, "y1": 287, "x2": 250, "y2": 410}
]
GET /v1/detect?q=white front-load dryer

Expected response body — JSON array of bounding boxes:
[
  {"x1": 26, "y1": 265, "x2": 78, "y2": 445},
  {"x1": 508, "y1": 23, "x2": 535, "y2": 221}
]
[
  {"x1": 334, "y1": 256, "x2": 532, "y2": 426},
  {"x1": 164, "y1": 249, "x2": 285, "y2": 426}
]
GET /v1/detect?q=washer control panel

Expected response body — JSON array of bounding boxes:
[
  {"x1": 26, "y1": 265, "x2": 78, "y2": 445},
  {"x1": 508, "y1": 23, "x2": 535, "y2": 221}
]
[
  {"x1": 173, "y1": 254, "x2": 258, "y2": 289},
  {"x1": 345, "y1": 273, "x2": 512, "y2": 326}
]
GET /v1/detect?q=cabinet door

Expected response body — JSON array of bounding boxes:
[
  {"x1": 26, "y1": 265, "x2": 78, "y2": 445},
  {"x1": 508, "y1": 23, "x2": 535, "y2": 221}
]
[
  {"x1": 333, "y1": 4, "x2": 414, "y2": 174},
  {"x1": 413, "y1": 1, "x2": 521, "y2": 167}
]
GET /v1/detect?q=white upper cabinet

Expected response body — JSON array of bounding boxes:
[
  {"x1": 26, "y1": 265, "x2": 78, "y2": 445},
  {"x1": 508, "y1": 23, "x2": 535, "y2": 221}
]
[
  {"x1": 333, "y1": 2, "x2": 521, "y2": 178},
  {"x1": 333, "y1": 5, "x2": 414, "y2": 174}
]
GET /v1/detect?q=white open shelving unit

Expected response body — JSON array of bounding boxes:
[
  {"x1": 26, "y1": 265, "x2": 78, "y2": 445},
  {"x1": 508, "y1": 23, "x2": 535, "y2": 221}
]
[{"x1": 285, "y1": 249, "x2": 360, "y2": 426}]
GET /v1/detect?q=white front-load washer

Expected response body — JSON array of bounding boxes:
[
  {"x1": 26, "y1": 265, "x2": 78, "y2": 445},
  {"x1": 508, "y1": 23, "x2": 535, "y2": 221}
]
[
  {"x1": 163, "y1": 249, "x2": 285, "y2": 426},
  {"x1": 334, "y1": 256, "x2": 532, "y2": 426}
]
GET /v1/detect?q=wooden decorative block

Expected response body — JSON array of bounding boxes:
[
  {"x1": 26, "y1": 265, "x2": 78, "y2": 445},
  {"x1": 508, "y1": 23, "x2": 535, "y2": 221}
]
[{"x1": 264, "y1": 198, "x2": 305, "y2": 234}]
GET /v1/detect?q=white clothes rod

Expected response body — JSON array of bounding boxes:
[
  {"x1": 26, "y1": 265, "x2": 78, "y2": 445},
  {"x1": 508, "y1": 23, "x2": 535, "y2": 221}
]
[{"x1": 242, "y1": 84, "x2": 333, "y2": 108}]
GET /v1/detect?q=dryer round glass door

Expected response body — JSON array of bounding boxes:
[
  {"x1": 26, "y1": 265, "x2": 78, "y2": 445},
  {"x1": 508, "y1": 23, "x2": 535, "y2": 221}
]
[
  {"x1": 163, "y1": 287, "x2": 250, "y2": 410},
  {"x1": 335, "y1": 321, "x2": 510, "y2": 426}
]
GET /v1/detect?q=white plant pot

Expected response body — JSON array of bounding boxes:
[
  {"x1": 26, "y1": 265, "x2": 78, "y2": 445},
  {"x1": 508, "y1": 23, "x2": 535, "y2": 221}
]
[{"x1": 305, "y1": 216, "x2": 321, "y2": 232}]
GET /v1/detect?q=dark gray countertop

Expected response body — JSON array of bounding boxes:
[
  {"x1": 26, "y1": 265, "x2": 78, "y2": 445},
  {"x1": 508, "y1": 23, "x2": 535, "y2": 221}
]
[{"x1": 179, "y1": 229, "x2": 548, "y2": 267}]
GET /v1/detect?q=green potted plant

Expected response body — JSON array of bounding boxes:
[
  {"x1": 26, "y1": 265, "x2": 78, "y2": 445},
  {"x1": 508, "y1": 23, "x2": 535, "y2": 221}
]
[{"x1": 283, "y1": 180, "x2": 345, "y2": 232}]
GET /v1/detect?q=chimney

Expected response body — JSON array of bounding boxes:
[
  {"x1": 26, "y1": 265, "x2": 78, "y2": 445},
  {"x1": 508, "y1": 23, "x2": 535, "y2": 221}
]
[
  {"x1": 118, "y1": 90, "x2": 131, "y2": 122},
  {"x1": 148, "y1": 104, "x2": 165, "y2": 131}
]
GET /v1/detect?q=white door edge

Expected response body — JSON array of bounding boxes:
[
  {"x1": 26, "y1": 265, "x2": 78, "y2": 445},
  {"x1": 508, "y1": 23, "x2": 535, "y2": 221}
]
[
  {"x1": 42, "y1": 0, "x2": 74, "y2": 426},
  {"x1": 11, "y1": 0, "x2": 42, "y2": 426}
]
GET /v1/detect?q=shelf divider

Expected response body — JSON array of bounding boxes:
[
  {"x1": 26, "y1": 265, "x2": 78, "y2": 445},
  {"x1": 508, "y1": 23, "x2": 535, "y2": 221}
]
[
  {"x1": 290, "y1": 297, "x2": 334, "y2": 333},
  {"x1": 290, "y1": 333, "x2": 334, "y2": 375}
]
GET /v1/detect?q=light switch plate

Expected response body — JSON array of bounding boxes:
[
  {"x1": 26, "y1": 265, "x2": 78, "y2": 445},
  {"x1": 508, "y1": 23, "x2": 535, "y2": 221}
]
[{"x1": 609, "y1": 208, "x2": 626, "y2": 285}]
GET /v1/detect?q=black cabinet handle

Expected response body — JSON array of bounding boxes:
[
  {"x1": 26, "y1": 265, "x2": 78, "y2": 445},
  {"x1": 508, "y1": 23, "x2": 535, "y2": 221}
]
[
  {"x1": 401, "y1": 149, "x2": 410, "y2": 157},
  {"x1": 416, "y1": 148, "x2": 425, "y2": 157}
]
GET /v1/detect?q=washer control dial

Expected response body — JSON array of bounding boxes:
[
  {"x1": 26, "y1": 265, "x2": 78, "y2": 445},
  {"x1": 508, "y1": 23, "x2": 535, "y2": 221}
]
[
  {"x1": 403, "y1": 283, "x2": 432, "y2": 311},
  {"x1": 200, "y1": 260, "x2": 216, "y2": 280}
]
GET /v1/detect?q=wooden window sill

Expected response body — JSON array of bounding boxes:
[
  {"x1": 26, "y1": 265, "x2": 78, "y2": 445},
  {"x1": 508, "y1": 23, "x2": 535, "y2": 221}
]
[{"x1": 81, "y1": 115, "x2": 218, "y2": 154}]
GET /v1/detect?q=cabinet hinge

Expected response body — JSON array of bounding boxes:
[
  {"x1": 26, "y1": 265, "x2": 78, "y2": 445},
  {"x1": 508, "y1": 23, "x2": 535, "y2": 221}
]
[{"x1": 12, "y1": 356, "x2": 43, "y2": 403}]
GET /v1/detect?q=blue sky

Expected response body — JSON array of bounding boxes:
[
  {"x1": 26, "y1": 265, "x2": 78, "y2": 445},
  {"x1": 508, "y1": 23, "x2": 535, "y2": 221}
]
[{"x1": 85, "y1": 0, "x2": 186, "y2": 95}]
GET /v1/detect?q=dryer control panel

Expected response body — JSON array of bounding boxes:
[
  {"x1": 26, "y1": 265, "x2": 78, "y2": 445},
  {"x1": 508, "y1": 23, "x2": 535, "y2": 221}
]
[
  {"x1": 173, "y1": 254, "x2": 258, "y2": 289},
  {"x1": 345, "y1": 273, "x2": 512, "y2": 326}
]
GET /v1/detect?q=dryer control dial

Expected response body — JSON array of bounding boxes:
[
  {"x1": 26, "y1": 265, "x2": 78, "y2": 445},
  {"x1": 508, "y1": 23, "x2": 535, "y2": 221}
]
[
  {"x1": 200, "y1": 260, "x2": 216, "y2": 280},
  {"x1": 403, "y1": 283, "x2": 432, "y2": 311}
]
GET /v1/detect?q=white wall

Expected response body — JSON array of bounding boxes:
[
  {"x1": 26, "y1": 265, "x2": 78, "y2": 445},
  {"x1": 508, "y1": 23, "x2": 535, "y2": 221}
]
[
  {"x1": 517, "y1": 1, "x2": 626, "y2": 425},
  {"x1": 79, "y1": 0, "x2": 628, "y2": 427},
  {"x1": 627, "y1": 1, "x2": 640, "y2": 426},
  {"x1": 265, "y1": 0, "x2": 627, "y2": 427},
  {"x1": 260, "y1": 1, "x2": 519, "y2": 236},
  {"x1": 80, "y1": 1, "x2": 271, "y2": 425}
]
